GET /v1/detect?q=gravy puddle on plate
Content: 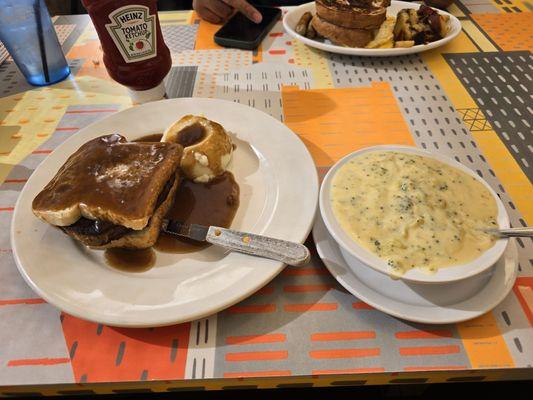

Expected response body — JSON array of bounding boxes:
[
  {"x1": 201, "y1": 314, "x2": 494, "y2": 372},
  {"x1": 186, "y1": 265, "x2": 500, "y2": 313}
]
[
  {"x1": 155, "y1": 171, "x2": 240, "y2": 253},
  {"x1": 105, "y1": 247, "x2": 156, "y2": 272},
  {"x1": 104, "y1": 134, "x2": 240, "y2": 270}
]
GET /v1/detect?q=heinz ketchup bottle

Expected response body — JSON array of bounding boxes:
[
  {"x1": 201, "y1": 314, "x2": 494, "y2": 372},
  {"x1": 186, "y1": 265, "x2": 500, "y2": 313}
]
[{"x1": 82, "y1": 0, "x2": 171, "y2": 103}]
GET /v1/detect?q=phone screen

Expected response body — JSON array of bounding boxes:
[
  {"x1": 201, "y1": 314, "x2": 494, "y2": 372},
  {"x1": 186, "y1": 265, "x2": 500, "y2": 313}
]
[{"x1": 215, "y1": 7, "x2": 281, "y2": 44}]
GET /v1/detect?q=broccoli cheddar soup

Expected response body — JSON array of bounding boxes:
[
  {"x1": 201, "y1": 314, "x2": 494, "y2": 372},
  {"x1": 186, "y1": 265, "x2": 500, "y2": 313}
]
[{"x1": 330, "y1": 151, "x2": 498, "y2": 275}]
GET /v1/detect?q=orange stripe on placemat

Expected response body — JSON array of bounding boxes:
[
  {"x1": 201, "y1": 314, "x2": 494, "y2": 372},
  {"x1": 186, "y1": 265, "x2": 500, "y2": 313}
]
[
  {"x1": 223, "y1": 370, "x2": 291, "y2": 378},
  {"x1": 3, "y1": 179, "x2": 27, "y2": 183},
  {"x1": 313, "y1": 367, "x2": 385, "y2": 375},
  {"x1": 310, "y1": 348, "x2": 380, "y2": 359},
  {"x1": 269, "y1": 32, "x2": 284, "y2": 37},
  {"x1": 268, "y1": 49, "x2": 286, "y2": 55},
  {"x1": 513, "y1": 277, "x2": 533, "y2": 326},
  {"x1": 352, "y1": 301, "x2": 374, "y2": 310},
  {"x1": 65, "y1": 109, "x2": 116, "y2": 114},
  {"x1": 456, "y1": 312, "x2": 514, "y2": 368},
  {"x1": 228, "y1": 304, "x2": 276, "y2": 314},
  {"x1": 32, "y1": 150, "x2": 52, "y2": 154},
  {"x1": 283, "y1": 284, "x2": 333, "y2": 293},
  {"x1": 226, "y1": 334, "x2": 286, "y2": 345},
  {"x1": 403, "y1": 365, "x2": 467, "y2": 371},
  {"x1": 7, "y1": 357, "x2": 70, "y2": 367},
  {"x1": 55, "y1": 127, "x2": 79, "y2": 131},
  {"x1": 226, "y1": 350, "x2": 288, "y2": 362},
  {"x1": 0, "y1": 298, "x2": 45, "y2": 306},
  {"x1": 0, "y1": 207, "x2": 14, "y2": 212},
  {"x1": 311, "y1": 331, "x2": 376, "y2": 341},
  {"x1": 282, "y1": 267, "x2": 330, "y2": 276},
  {"x1": 395, "y1": 330, "x2": 453, "y2": 339},
  {"x1": 399, "y1": 345, "x2": 460, "y2": 356},
  {"x1": 284, "y1": 303, "x2": 338, "y2": 312}
]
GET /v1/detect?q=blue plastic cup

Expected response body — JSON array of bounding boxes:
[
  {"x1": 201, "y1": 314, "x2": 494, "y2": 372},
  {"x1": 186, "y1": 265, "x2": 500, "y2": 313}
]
[{"x1": 0, "y1": 0, "x2": 70, "y2": 86}]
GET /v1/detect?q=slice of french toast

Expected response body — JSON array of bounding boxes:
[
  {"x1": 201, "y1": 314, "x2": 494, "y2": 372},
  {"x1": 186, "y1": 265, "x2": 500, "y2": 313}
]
[{"x1": 315, "y1": 0, "x2": 389, "y2": 30}]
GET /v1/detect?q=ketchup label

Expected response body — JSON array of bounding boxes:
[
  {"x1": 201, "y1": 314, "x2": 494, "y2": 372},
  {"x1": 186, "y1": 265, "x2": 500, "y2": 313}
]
[{"x1": 105, "y1": 5, "x2": 157, "y2": 63}]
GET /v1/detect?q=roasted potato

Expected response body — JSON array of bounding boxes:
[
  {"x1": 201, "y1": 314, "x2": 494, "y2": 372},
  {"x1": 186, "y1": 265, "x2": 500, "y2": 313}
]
[
  {"x1": 296, "y1": 12, "x2": 313, "y2": 36},
  {"x1": 393, "y1": 5, "x2": 449, "y2": 45}
]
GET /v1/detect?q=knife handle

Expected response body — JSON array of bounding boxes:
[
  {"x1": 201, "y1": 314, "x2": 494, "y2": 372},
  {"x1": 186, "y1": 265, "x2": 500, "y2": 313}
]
[{"x1": 206, "y1": 226, "x2": 311, "y2": 266}]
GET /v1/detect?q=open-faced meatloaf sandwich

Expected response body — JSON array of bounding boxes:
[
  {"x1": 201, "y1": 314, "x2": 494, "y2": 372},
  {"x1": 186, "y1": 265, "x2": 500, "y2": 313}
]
[{"x1": 32, "y1": 134, "x2": 182, "y2": 249}]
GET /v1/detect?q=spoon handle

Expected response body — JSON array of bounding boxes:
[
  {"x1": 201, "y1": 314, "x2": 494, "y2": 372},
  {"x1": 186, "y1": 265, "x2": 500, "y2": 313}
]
[{"x1": 488, "y1": 227, "x2": 533, "y2": 238}]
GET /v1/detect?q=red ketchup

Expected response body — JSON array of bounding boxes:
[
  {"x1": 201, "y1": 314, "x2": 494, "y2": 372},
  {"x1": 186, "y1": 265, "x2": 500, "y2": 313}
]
[{"x1": 82, "y1": 0, "x2": 171, "y2": 102}]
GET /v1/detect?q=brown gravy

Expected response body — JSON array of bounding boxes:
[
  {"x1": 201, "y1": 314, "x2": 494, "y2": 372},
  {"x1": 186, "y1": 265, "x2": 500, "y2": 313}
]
[
  {"x1": 175, "y1": 123, "x2": 206, "y2": 147},
  {"x1": 134, "y1": 125, "x2": 205, "y2": 147},
  {"x1": 155, "y1": 171, "x2": 240, "y2": 253},
  {"x1": 134, "y1": 133, "x2": 163, "y2": 142},
  {"x1": 32, "y1": 134, "x2": 181, "y2": 226},
  {"x1": 105, "y1": 247, "x2": 156, "y2": 272}
]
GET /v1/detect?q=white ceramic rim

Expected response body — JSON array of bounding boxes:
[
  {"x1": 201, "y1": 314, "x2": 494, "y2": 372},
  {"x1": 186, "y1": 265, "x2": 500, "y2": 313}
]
[
  {"x1": 283, "y1": 1, "x2": 462, "y2": 57},
  {"x1": 319, "y1": 145, "x2": 510, "y2": 284},
  {"x1": 313, "y1": 211, "x2": 519, "y2": 324},
  {"x1": 11, "y1": 98, "x2": 319, "y2": 327}
]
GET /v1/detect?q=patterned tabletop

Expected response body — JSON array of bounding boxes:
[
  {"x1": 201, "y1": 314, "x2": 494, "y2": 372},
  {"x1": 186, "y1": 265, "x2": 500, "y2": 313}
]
[{"x1": 0, "y1": 2, "x2": 532, "y2": 396}]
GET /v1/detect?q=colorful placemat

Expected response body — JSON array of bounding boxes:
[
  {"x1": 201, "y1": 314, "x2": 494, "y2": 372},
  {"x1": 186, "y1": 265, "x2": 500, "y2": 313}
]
[{"x1": 0, "y1": 4, "x2": 531, "y2": 395}]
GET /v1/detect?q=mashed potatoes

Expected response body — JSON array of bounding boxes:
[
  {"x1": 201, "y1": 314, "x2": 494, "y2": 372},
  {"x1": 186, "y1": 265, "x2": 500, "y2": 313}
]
[
  {"x1": 162, "y1": 115, "x2": 233, "y2": 183},
  {"x1": 331, "y1": 151, "x2": 498, "y2": 274}
]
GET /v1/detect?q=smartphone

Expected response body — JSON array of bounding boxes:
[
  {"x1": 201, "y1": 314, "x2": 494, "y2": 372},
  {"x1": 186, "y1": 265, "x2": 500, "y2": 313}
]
[{"x1": 214, "y1": 6, "x2": 281, "y2": 50}]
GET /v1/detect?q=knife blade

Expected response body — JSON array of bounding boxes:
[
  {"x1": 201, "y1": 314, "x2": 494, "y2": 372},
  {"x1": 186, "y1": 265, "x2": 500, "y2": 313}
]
[
  {"x1": 162, "y1": 219, "x2": 310, "y2": 266},
  {"x1": 163, "y1": 220, "x2": 209, "y2": 242}
]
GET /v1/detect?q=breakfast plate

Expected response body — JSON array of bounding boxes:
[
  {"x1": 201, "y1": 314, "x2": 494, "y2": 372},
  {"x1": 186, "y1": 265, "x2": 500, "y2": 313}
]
[
  {"x1": 11, "y1": 98, "x2": 318, "y2": 327},
  {"x1": 283, "y1": 1, "x2": 461, "y2": 57},
  {"x1": 313, "y1": 212, "x2": 519, "y2": 324}
]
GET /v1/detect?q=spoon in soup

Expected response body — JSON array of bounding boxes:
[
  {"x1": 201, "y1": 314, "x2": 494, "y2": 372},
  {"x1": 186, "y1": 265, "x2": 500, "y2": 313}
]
[{"x1": 483, "y1": 227, "x2": 533, "y2": 238}]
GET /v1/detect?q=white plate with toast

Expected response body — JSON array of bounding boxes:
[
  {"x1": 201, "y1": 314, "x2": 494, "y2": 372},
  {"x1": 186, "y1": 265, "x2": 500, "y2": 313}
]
[
  {"x1": 11, "y1": 98, "x2": 318, "y2": 327},
  {"x1": 283, "y1": 1, "x2": 461, "y2": 56}
]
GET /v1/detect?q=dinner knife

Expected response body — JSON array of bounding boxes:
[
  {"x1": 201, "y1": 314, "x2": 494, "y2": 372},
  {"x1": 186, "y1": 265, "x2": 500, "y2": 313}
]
[{"x1": 162, "y1": 220, "x2": 311, "y2": 266}]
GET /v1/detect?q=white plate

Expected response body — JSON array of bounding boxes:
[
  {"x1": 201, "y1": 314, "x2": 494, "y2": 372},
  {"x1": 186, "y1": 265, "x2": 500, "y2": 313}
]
[
  {"x1": 11, "y1": 98, "x2": 318, "y2": 327},
  {"x1": 319, "y1": 145, "x2": 509, "y2": 284},
  {"x1": 283, "y1": 1, "x2": 461, "y2": 57},
  {"x1": 313, "y1": 212, "x2": 518, "y2": 324}
]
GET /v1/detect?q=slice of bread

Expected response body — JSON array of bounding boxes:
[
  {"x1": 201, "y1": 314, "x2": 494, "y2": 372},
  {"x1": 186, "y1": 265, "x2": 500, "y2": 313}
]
[
  {"x1": 312, "y1": 15, "x2": 373, "y2": 47},
  {"x1": 62, "y1": 173, "x2": 181, "y2": 249},
  {"x1": 32, "y1": 134, "x2": 182, "y2": 230},
  {"x1": 316, "y1": 0, "x2": 388, "y2": 30}
]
